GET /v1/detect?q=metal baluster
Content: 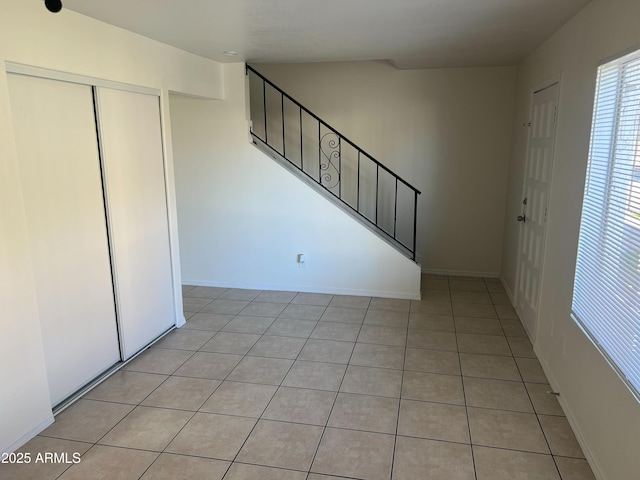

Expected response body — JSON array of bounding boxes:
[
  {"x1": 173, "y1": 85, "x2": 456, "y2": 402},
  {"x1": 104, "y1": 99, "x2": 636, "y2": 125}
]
[
  {"x1": 393, "y1": 178, "x2": 398, "y2": 239},
  {"x1": 357, "y1": 151, "x2": 361, "y2": 212},
  {"x1": 299, "y1": 107, "x2": 303, "y2": 171},
  {"x1": 281, "y1": 93, "x2": 285, "y2": 157},
  {"x1": 375, "y1": 164, "x2": 379, "y2": 226},
  {"x1": 412, "y1": 191, "x2": 418, "y2": 261},
  {"x1": 338, "y1": 137, "x2": 341, "y2": 199},
  {"x1": 263, "y1": 80, "x2": 268, "y2": 144},
  {"x1": 318, "y1": 122, "x2": 321, "y2": 184}
]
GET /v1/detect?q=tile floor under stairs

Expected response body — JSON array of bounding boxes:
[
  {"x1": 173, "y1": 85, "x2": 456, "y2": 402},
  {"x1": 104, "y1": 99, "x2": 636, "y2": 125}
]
[{"x1": 1, "y1": 275, "x2": 596, "y2": 480}]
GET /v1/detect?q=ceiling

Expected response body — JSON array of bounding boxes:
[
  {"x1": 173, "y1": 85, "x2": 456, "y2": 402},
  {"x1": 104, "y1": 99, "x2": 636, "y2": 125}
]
[{"x1": 61, "y1": 0, "x2": 591, "y2": 69}]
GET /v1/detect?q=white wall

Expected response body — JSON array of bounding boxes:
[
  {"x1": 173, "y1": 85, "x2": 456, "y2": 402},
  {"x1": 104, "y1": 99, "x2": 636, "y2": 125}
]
[
  {"x1": 170, "y1": 63, "x2": 421, "y2": 298},
  {"x1": 0, "y1": 0, "x2": 222, "y2": 453},
  {"x1": 501, "y1": 0, "x2": 640, "y2": 478},
  {"x1": 252, "y1": 61, "x2": 517, "y2": 276}
]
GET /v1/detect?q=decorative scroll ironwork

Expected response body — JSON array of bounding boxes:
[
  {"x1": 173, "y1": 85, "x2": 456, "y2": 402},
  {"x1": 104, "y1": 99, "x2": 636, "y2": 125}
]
[{"x1": 319, "y1": 132, "x2": 340, "y2": 189}]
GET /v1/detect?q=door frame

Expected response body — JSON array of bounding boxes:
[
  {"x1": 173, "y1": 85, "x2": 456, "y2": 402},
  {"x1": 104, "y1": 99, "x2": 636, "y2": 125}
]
[{"x1": 514, "y1": 76, "x2": 561, "y2": 342}]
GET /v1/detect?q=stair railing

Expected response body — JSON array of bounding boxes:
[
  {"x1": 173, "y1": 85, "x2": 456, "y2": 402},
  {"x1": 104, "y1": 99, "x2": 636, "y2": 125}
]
[{"x1": 246, "y1": 64, "x2": 421, "y2": 261}]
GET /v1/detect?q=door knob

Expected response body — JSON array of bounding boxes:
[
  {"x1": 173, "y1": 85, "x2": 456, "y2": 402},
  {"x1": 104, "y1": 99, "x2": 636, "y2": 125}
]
[{"x1": 517, "y1": 215, "x2": 526, "y2": 222}]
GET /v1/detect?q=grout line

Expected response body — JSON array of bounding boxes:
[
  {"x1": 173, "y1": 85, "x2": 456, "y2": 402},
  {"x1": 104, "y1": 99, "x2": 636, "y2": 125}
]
[
  {"x1": 389, "y1": 289, "x2": 412, "y2": 480},
  {"x1": 305, "y1": 303, "x2": 366, "y2": 476},
  {"x1": 518, "y1": 357, "x2": 563, "y2": 476},
  {"x1": 453, "y1": 279, "x2": 479, "y2": 480}
]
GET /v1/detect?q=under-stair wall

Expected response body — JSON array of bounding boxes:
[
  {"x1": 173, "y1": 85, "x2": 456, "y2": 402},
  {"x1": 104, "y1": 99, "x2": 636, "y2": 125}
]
[{"x1": 171, "y1": 63, "x2": 421, "y2": 299}]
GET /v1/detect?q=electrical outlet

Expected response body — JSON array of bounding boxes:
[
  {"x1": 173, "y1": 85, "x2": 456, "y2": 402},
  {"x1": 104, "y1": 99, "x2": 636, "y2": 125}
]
[{"x1": 298, "y1": 253, "x2": 306, "y2": 268}]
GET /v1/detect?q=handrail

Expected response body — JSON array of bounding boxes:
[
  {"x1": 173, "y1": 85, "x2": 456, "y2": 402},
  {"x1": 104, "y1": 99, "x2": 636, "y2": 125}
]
[
  {"x1": 246, "y1": 64, "x2": 420, "y2": 261},
  {"x1": 246, "y1": 65, "x2": 421, "y2": 195}
]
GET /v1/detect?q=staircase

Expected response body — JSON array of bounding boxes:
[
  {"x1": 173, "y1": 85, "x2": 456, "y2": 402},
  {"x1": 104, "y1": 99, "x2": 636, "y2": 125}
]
[{"x1": 246, "y1": 65, "x2": 421, "y2": 261}]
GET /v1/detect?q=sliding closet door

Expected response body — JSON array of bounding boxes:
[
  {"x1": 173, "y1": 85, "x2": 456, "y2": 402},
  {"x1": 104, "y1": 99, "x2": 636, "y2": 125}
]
[
  {"x1": 95, "y1": 88, "x2": 175, "y2": 359},
  {"x1": 7, "y1": 74, "x2": 121, "y2": 406}
]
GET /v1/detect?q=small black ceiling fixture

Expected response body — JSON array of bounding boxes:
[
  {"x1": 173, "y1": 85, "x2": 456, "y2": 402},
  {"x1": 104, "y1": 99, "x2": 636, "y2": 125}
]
[{"x1": 45, "y1": 0, "x2": 63, "y2": 13}]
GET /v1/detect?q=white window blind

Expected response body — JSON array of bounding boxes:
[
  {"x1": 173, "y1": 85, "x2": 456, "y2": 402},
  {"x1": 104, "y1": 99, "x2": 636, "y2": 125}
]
[{"x1": 572, "y1": 48, "x2": 640, "y2": 401}]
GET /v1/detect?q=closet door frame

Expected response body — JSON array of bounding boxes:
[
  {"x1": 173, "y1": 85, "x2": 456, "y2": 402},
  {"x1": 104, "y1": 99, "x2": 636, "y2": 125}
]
[{"x1": 6, "y1": 62, "x2": 186, "y2": 338}]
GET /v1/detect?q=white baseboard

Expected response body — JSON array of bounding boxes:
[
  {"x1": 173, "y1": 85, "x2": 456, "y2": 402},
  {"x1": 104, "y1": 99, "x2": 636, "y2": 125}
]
[
  {"x1": 182, "y1": 279, "x2": 421, "y2": 300},
  {"x1": 2, "y1": 413, "x2": 54, "y2": 455},
  {"x1": 501, "y1": 277, "x2": 516, "y2": 307},
  {"x1": 421, "y1": 268, "x2": 499, "y2": 278},
  {"x1": 533, "y1": 345, "x2": 605, "y2": 480}
]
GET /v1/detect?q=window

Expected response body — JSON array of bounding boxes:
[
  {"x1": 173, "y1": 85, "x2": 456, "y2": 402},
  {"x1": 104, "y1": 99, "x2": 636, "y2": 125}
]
[{"x1": 572, "y1": 48, "x2": 640, "y2": 401}]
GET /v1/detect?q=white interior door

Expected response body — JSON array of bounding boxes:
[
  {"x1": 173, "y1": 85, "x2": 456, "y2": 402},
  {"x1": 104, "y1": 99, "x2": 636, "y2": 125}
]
[
  {"x1": 95, "y1": 87, "x2": 175, "y2": 359},
  {"x1": 7, "y1": 74, "x2": 121, "y2": 406},
  {"x1": 515, "y1": 83, "x2": 559, "y2": 339}
]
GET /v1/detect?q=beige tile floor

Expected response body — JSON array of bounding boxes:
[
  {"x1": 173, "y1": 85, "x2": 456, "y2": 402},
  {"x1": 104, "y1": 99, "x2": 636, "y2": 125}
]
[{"x1": 1, "y1": 275, "x2": 597, "y2": 480}]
